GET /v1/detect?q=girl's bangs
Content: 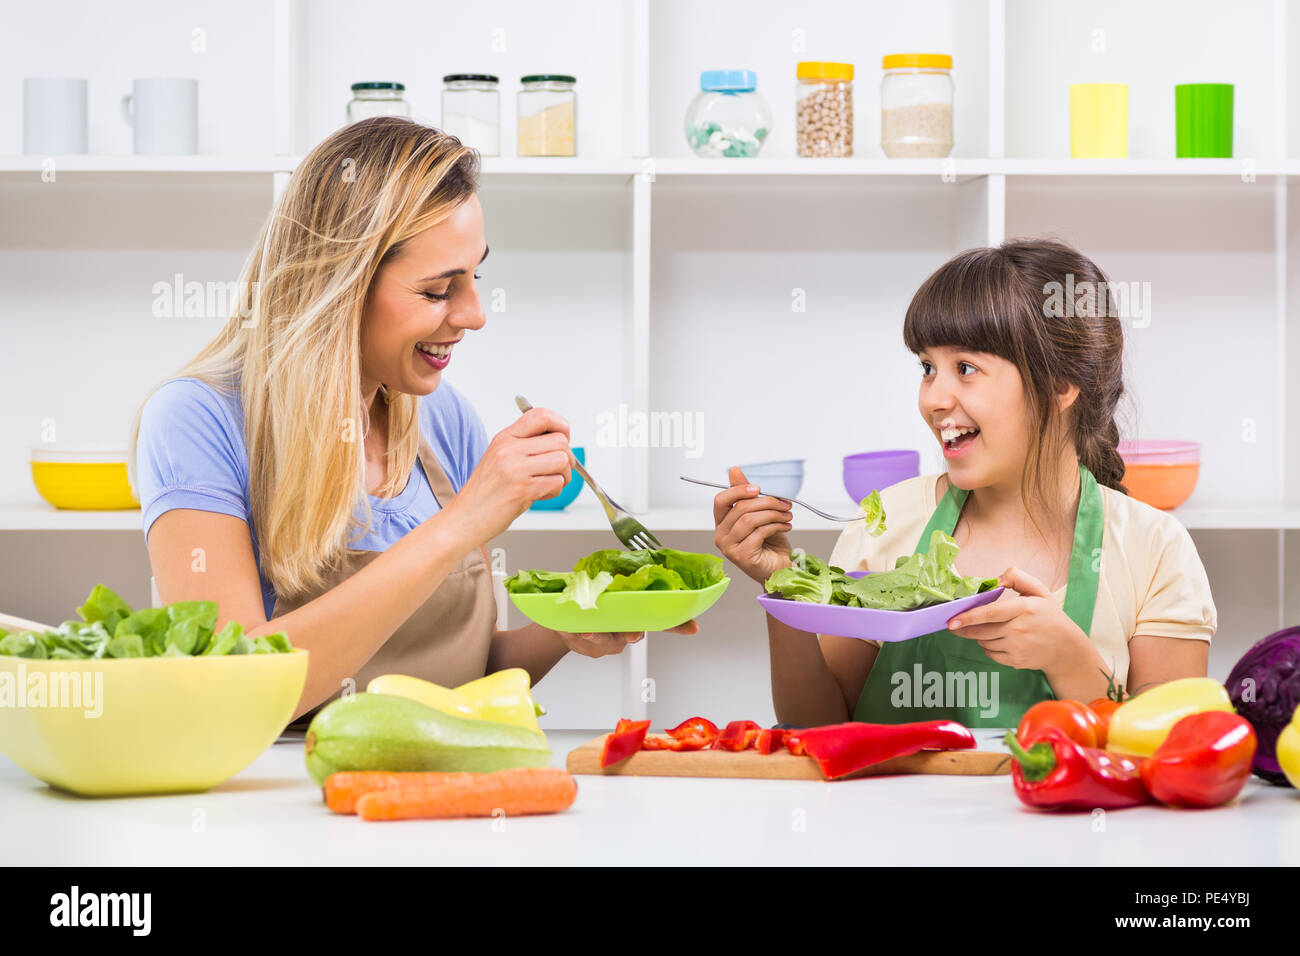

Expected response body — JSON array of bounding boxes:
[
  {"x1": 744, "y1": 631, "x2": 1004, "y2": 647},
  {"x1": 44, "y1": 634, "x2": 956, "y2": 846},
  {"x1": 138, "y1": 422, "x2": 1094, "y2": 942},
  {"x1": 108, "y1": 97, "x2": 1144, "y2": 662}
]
[{"x1": 902, "y1": 250, "x2": 1019, "y2": 361}]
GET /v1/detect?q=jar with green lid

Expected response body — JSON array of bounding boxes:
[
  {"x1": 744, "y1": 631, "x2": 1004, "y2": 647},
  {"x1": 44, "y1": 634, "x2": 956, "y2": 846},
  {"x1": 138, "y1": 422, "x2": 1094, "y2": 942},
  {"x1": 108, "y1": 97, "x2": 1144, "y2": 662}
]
[
  {"x1": 880, "y1": 54, "x2": 954, "y2": 157},
  {"x1": 347, "y1": 82, "x2": 410, "y2": 124},
  {"x1": 518, "y1": 75, "x2": 576, "y2": 156},
  {"x1": 795, "y1": 62, "x2": 854, "y2": 157},
  {"x1": 441, "y1": 74, "x2": 500, "y2": 156}
]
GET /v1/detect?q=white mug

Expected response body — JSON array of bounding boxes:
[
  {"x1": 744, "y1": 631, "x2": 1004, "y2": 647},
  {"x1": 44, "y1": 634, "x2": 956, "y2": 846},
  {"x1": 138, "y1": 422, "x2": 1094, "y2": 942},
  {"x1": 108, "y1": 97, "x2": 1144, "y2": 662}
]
[
  {"x1": 121, "y1": 78, "x2": 198, "y2": 154},
  {"x1": 23, "y1": 77, "x2": 88, "y2": 154}
]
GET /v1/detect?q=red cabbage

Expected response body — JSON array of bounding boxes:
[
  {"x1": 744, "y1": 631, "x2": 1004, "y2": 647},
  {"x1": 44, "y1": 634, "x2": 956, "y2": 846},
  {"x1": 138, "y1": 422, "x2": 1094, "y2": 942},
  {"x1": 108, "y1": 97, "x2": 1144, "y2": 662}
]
[{"x1": 1226, "y1": 626, "x2": 1300, "y2": 784}]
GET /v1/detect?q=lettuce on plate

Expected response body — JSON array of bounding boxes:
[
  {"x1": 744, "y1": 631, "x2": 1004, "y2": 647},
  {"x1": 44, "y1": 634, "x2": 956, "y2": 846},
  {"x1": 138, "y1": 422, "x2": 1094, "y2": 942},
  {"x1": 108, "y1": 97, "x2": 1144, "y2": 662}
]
[
  {"x1": 505, "y1": 547, "x2": 725, "y2": 608},
  {"x1": 763, "y1": 531, "x2": 998, "y2": 611},
  {"x1": 0, "y1": 584, "x2": 292, "y2": 659}
]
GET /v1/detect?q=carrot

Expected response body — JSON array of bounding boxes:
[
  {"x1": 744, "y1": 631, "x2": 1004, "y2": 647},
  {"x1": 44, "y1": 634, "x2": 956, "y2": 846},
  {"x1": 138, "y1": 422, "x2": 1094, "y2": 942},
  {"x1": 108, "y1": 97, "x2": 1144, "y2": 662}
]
[
  {"x1": 355, "y1": 767, "x2": 578, "y2": 822},
  {"x1": 324, "y1": 771, "x2": 467, "y2": 814}
]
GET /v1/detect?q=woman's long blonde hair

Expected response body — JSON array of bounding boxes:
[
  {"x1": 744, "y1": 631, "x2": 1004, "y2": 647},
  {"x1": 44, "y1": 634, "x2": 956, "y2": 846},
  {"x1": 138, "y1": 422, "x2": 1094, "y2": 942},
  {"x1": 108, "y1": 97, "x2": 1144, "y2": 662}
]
[{"x1": 129, "y1": 117, "x2": 480, "y2": 598}]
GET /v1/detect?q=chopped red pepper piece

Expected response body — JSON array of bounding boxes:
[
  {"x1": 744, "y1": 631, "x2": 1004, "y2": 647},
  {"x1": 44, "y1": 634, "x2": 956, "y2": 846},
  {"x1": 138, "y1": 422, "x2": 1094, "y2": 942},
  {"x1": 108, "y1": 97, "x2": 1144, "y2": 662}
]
[
  {"x1": 600, "y1": 719, "x2": 651, "y2": 768},
  {"x1": 712, "y1": 720, "x2": 762, "y2": 751},
  {"x1": 666, "y1": 717, "x2": 719, "y2": 742},
  {"x1": 1005, "y1": 728, "x2": 1150, "y2": 810},
  {"x1": 1140, "y1": 712, "x2": 1257, "y2": 808},
  {"x1": 668, "y1": 734, "x2": 712, "y2": 751},
  {"x1": 785, "y1": 732, "x2": 807, "y2": 756},
  {"x1": 640, "y1": 734, "x2": 676, "y2": 751},
  {"x1": 756, "y1": 728, "x2": 788, "y2": 754},
  {"x1": 797, "y1": 720, "x2": 976, "y2": 779}
]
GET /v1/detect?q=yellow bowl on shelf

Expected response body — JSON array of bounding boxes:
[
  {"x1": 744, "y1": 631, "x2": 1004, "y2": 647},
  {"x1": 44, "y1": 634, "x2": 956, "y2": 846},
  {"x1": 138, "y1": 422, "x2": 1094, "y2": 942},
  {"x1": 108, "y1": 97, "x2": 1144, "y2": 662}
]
[
  {"x1": 0, "y1": 649, "x2": 308, "y2": 796},
  {"x1": 30, "y1": 444, "x2": 139, "y2": 510}
]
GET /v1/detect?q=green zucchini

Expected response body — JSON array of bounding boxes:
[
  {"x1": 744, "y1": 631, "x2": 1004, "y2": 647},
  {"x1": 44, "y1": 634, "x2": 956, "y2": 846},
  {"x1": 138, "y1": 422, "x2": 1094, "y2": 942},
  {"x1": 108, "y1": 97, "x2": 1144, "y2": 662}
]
[{"x1": 304, "y1": 692, "x2": 552, "y2": 786}]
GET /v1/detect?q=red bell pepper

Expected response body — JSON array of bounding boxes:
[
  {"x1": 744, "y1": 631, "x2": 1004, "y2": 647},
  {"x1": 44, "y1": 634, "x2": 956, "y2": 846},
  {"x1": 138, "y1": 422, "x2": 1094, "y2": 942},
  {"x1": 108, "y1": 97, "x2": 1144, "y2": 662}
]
[
  {"x1": 1017, "y1": 700, "x2": 1104, "y2": 749},
  {"x1": 640, "y1": 734, "x2": 676, "y2": 751},
  {"x1": 600, "y1": 718, "x2": 650, "y2": 768},
  {"x1": 796, "y1": 721, "x2": 975, "y2": 779},
  {"x1": 712, "y1": 720, "x2": 762, "y2": 751},
  {"x1": 1140, "y1": 711, "x2": 1257, "y2": 808},
  {"x1": 667, "y1": 716, "x2": 719, "y2": 743},
  {"x1": 756, "y1": 728, "x2": 788, "y2": 754},
  {"x1": 1004, "y1": 728, "x2": 1150, "y2": 810},
  {"x1": 668, "y1": 734, "x2": 712, "y2": 751},
  {"x1": 785, "y1": 732, "x2": 807, "y2": 756}
]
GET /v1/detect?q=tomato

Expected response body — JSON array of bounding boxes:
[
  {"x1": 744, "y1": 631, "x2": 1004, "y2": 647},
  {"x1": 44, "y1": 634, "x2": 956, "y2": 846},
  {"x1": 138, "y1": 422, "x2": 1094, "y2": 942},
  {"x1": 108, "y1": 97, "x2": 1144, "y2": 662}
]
[{"x1": 1017, "y1": 700, "x2": 1104, "y2": 749}]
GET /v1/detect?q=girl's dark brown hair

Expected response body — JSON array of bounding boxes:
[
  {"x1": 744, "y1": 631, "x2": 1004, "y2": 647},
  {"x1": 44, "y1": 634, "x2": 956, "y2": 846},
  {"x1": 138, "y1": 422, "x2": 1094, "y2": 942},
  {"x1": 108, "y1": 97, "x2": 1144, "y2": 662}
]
[{"x1": 903, "y1": 238, "x2": 1129, "y2": 535}]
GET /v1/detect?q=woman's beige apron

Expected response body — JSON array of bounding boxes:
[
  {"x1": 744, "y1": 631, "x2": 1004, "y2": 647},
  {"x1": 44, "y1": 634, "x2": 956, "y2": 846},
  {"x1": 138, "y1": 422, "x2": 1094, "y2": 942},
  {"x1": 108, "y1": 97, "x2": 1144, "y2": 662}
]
[{"x1": 280, "y1": 437, "x2": 497, "y2": 730}]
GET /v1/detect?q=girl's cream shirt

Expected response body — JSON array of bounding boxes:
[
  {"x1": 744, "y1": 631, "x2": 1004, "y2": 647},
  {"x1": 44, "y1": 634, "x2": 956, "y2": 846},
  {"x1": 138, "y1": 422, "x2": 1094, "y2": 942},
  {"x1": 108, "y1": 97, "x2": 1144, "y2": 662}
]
[{"x1": 827, "y1": 473, "x2": 1217, "y2": 686}]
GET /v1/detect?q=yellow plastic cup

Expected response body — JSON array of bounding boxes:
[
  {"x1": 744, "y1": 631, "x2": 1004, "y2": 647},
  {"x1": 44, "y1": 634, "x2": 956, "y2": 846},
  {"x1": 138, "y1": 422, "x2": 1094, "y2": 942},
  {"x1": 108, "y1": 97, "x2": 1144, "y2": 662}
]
[{"x1": 1070, "y1": 83, "x2": 1128, "y2": 158}]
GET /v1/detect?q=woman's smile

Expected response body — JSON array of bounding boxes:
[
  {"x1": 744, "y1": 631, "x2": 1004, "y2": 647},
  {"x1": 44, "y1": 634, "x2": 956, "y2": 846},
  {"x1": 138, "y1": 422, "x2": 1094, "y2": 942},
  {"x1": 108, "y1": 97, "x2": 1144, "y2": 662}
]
[{"x1": 415, "y1": 338, "x2": 460, "y2": 370}]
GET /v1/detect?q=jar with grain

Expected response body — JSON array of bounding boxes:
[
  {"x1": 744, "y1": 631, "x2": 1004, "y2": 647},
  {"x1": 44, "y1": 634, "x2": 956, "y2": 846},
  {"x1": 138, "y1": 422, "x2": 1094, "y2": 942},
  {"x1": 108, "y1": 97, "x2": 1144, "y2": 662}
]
[
  {"x1": 684, "y1": 70, "x2": 771, "y2": 157},
  {"x1": 517, "y1": 74, "x2": 576, "y2": 157},
  {"x1": 796, "y1": 61, "x2": 854, "y2": 158},
  {"x1": 346, "y1": 82, "x2": 410, "y2": 124},
  {"x1": 880, "y1": 54, "x2": 953, "y2": 158},
  {"x1": 441, "y1": 74, "x2": 500, "y2": 156}
]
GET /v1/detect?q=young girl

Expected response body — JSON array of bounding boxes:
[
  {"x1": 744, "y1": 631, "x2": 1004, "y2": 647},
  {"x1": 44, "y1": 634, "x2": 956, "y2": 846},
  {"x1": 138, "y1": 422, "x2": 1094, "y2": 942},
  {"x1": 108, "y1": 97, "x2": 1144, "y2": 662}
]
[{"x1": 713, "y1": 239, "x2": 1216, "y2": 728}]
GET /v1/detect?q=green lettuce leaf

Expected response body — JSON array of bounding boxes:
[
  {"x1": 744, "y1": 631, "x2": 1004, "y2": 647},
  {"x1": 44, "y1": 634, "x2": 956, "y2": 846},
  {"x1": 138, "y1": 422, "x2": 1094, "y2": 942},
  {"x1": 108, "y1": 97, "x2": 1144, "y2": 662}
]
[
  {"x1": 0, "y1": 630, "x2": 48, "y2": 659},
  {"x1": 558, "y1": 570, "x2": 614, "y2": 610},
  {"x1": 605, "y1": 565, "x2": 688, "y2": 592},
  {"x1": 503, "y1": 569, "x2": 572, "y2": 594},
  {"x1": 859, "y1": 490, "x2": 886, "y2": 537},
  {"x1": 573, "y1": 549, "x2": 659, "y2": 579},
  {"x1": 76, "y1": 584, "x2": 133, "y2": 636}
]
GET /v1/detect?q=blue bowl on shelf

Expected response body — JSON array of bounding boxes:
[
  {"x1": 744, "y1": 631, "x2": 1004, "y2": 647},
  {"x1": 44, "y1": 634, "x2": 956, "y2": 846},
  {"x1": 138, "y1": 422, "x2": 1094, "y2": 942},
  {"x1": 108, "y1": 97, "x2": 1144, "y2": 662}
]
[
  {"x1": 842, "y1": 450, "x2": 920, "y2": 504},
  {"x1": 529, "y1": 446, "x2": 585, "y2": 511},
  {"x1": 737, "y1": 458, "x2": 804, "y2": 500}
]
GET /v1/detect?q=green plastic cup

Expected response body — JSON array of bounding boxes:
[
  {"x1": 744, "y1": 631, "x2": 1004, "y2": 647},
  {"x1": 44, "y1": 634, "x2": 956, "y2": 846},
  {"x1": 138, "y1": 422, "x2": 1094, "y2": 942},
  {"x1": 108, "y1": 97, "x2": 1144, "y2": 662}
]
[{"x1": 1175, "y1": 84, "x2": 1233, "y2": 157}]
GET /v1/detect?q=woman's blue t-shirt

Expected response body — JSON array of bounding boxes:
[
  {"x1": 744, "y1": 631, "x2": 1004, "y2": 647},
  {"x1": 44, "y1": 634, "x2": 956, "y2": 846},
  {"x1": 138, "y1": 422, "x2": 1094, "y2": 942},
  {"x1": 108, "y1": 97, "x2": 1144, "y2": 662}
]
[{"x1": 134, "y1": 377, "x2": 489, "y2": 619}]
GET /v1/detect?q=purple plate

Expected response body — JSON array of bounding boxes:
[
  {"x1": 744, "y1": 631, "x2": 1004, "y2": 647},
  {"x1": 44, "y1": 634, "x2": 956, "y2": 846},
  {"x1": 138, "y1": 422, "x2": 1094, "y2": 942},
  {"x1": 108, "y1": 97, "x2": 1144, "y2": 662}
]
[{"x1": 757, "y1": 570, "x2": 1005, "y2": 642}]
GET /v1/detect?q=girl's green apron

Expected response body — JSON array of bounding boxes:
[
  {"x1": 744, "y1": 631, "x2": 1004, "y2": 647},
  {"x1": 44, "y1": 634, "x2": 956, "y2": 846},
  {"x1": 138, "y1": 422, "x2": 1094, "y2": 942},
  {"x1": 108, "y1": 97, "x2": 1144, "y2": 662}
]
[{"x1": 855, "y1": 462, "x2": 1104, "y2": 728}]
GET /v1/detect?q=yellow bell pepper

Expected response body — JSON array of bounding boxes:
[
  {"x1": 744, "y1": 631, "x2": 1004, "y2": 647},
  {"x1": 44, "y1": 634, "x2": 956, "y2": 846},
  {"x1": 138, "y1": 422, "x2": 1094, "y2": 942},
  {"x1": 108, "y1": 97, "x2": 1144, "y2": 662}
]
[
  {"x1": 366, "y1": 668, "x2": 544, "y2": 733},
  {"x1": 454, "y1": 668, "x2": 545, "y2": 732},
  {"x1": 1107, "y1": 677, "x2": 1234, "y2": 756},
  {"x1": 1278, "y1": 703, "x2": 1300, "y2": 790}
]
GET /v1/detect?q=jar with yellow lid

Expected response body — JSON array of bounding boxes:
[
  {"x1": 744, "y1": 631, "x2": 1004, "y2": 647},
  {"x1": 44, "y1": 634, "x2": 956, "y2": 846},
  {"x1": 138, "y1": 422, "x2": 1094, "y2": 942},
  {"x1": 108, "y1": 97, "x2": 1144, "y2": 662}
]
[
  {"x1": 881, "y1": 54, "x2": 953, "y2": 158},
  {"x1": 795, "y1": 62, "x2": 853, "y2": 157}
]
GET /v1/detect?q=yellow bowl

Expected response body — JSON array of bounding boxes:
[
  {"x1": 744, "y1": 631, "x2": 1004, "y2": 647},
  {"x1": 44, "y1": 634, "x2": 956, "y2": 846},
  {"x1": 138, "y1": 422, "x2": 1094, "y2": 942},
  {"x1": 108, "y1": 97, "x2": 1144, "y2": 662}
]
[
  {"x1": 31, "y1": 461, "x2": 139, "y2": 510},
  {"x1": 0, "y1": 649, "x2": 308, "y2": 795}
]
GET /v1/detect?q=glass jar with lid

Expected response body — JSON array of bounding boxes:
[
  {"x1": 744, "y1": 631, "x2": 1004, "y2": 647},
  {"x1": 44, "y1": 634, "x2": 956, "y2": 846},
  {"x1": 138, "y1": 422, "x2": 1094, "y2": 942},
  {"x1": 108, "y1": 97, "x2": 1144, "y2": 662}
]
[
  {"x1": 441, "y1": 74, "x2": 500, "y2": 156},
  {"x1": 880, "y1": 54, "x2": 954, "y2": 158},
  {"x1": 346, "y1": 82, "x2": 411, "y2": 124},
  {"x1": 517, "y1": 74, "x2": 576, "y2": 156},
  {"x1": 795, "y1": 62, "x2": 854, "y2": 157},
  {"x1": 684, "y1": 70, "x2": 771, "y2": 157}
]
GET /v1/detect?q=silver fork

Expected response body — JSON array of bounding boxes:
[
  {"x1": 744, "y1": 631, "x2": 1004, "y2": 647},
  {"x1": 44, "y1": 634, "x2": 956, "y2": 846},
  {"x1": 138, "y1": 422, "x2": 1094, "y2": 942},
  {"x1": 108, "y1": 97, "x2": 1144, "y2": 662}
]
[
  {"x1": 679, "y1": 475, "x2": 862, "y2": 522},
  {"x1": 515, "y1": 395, "x2": 663, "y2": 551}
]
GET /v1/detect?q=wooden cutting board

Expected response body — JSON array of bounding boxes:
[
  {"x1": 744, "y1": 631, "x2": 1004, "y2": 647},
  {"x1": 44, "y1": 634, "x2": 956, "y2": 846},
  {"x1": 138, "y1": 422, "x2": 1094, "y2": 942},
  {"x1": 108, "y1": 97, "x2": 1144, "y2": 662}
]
[{"x1": 566, "y1": 736, "x2": 1011, "y2": 780}]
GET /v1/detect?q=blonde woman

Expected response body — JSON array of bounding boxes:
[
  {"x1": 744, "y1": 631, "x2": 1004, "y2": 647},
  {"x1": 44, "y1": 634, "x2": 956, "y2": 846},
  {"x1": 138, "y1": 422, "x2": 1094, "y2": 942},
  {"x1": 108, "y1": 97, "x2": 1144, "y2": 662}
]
[{"x1": 130, "y1": 117, "x2": 688, "y2": 723}]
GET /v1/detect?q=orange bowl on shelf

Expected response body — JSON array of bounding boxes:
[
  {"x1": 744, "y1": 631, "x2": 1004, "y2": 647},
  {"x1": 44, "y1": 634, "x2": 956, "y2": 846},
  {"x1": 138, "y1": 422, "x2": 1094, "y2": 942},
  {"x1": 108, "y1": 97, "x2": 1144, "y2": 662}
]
[{"x1": 1118, "y1": 441, "x2": 1200, "y2": 510}]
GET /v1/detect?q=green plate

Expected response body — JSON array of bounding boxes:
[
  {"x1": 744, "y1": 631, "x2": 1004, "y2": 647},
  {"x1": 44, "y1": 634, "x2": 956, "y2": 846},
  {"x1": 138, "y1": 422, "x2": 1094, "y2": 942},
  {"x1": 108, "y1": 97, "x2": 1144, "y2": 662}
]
[{"x1": 507, "y1": 579, "x2": 730, "y2": 633}]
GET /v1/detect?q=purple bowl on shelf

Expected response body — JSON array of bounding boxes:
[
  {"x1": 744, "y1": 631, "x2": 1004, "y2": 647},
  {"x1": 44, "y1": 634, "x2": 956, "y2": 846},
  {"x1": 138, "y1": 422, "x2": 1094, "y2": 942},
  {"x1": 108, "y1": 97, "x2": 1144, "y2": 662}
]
[
  {"x1": 842, "y1": 450, "x2": 920, "y2": 505},
  {"x1": 758, "y1": 571, "x2": 1005, "y2": 642}
]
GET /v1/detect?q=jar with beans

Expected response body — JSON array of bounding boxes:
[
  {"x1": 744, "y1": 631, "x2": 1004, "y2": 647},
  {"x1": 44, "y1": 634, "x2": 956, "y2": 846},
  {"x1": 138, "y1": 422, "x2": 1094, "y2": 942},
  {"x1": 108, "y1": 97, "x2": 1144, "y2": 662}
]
[{"x1": 795, "y1": 61, "x2": 853, "y2": 157}]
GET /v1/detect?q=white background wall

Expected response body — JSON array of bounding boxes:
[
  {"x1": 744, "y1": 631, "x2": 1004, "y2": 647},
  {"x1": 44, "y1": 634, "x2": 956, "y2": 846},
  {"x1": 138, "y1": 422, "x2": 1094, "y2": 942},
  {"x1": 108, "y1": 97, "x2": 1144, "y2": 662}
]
[{"x1": 1, "y1": 0, "x2": 1298, "y2": 730}]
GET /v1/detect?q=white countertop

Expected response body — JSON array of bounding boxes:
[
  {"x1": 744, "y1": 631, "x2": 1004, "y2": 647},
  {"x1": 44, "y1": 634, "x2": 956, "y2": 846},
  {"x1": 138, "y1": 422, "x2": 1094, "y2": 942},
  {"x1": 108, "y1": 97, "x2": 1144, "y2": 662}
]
[{"x1": 3, "y1": 731, "x2": 1298, "y2": 866}]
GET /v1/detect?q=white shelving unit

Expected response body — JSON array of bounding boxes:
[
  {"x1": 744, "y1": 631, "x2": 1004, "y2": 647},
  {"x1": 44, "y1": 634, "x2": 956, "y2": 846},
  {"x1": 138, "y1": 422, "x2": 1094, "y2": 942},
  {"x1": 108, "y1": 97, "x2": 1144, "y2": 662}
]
[{"x1": 1, "y1": 0, "x2": 1298, "y2": 727}]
